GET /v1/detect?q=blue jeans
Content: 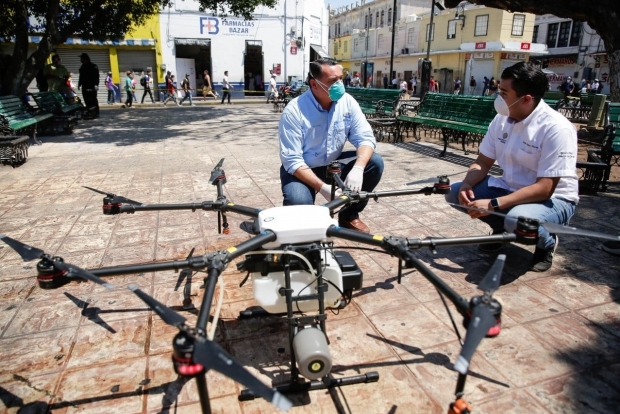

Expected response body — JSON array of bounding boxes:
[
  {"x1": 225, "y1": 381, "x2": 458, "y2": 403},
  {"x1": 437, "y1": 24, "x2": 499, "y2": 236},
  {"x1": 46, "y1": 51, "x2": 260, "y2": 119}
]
[
  {"x1": 445, "y1": 176, "x2": 576, "y2": 249},
  {"x1": 280, "y1": 151, "x2": 384, "y2": 221},
  {"x1": 179, "y1": 91, "x2": 193, "y2": 105}
]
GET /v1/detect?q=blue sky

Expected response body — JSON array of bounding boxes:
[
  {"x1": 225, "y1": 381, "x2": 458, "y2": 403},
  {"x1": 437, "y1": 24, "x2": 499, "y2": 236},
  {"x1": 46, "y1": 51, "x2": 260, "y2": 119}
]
[{"x1": 324, "y1": 0, "x2": 361, "y2": 9}]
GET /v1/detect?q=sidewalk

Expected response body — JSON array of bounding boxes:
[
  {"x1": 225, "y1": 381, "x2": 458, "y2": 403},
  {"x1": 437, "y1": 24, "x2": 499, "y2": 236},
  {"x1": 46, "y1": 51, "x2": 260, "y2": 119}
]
[{"x1": 0, "y1": 104, "x2": 618, "y2": 413}]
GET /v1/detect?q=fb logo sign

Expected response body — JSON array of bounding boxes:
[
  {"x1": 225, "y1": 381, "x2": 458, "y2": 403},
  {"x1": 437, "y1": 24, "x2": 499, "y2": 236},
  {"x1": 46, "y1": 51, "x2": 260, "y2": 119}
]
[{"x1": 200, "y1": 17, "x2": 219, "y2": 35}]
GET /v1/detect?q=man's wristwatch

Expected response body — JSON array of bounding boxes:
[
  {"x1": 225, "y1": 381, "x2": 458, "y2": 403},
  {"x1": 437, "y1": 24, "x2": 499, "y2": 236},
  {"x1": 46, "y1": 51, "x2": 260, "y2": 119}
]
[{"x1": 490, "y1": 198, "x2": 501, "y2": 212}]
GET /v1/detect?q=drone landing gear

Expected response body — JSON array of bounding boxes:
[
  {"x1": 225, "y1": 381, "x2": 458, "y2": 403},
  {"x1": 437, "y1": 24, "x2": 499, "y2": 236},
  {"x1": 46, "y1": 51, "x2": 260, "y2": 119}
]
[{"x1": 239, "y1": 371, "x2": 380, "y2": 401}]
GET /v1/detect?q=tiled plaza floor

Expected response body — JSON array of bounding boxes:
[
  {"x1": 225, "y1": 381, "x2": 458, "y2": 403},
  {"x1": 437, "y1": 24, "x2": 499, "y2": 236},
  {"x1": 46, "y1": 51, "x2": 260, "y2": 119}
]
[{"x1": 0, "y1": 104, "x2": 619, "y2": 413}]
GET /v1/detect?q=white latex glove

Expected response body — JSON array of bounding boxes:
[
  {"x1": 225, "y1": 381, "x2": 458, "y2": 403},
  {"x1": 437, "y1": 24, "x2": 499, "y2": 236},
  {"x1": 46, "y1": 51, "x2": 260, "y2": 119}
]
[
  {"x1": 319, "y1": 183, "x2": 342, "y2": 202},
  {"x1": 344, "y1": 165, "x2": 364, "y2": 192}
]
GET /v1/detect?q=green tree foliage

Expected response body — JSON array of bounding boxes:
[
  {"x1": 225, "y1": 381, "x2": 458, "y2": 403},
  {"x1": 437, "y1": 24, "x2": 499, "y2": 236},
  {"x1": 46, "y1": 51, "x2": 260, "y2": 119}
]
[
  {"x1": 445, "y1": 0, "x2": 620, "y2": 101},
  {"x1": 0, "y1": 0, "x2": 278, "y2": 95}
]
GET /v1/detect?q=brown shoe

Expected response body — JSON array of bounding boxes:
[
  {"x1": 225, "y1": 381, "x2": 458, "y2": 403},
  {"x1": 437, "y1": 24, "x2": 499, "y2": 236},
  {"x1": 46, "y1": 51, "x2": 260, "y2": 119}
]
[{"x1": 339, "y1": 218, "x2": 370, "y2": 233}]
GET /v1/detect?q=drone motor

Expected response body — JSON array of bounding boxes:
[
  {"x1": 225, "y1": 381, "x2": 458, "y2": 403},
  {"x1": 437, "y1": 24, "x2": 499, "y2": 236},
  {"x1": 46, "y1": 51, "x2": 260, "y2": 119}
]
[{"x1": 36, "y1": 257, "x2": 70, "y2": 289}]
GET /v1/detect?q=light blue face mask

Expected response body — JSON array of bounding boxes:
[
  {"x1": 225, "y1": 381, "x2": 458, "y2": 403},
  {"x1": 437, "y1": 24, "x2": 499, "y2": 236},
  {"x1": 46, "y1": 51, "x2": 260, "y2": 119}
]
[{"x1": 316, "y1": 79, "x2": 345, "y2": 101}]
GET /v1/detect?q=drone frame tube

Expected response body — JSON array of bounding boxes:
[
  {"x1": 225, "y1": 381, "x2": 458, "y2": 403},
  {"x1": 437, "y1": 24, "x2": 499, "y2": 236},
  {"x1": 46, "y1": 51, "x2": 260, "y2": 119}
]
[{"x1": 118, "y1": 201, "x2": 261, "y2": 218}]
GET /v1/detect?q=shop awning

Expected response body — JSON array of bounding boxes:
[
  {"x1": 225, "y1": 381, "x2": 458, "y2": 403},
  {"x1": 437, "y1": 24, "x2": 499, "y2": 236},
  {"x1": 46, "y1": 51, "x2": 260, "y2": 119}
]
[
  {"x1": 311, "y1": 44, "x2": 330, "y2": 58},
  {"x1": 174, "y1": 38, "x2": 211, "y2": 46},
  {"x1": 26, "y1": 36, "x2": 156, "y2": 46}
]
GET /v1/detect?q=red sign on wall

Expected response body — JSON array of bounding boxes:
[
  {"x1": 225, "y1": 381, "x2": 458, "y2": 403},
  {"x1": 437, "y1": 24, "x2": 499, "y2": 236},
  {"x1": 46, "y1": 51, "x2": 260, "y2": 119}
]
[
  {"x1": 475, "y1": 42, "x2": 486, "y2": 49},
  {"x1": 521, "y1": 42, "x2": 530, "y2": 50}
]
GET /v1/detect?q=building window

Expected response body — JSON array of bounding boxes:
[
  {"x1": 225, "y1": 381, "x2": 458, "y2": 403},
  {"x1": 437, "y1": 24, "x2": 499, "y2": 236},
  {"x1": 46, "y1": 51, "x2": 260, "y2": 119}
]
[
  {"x1": 381, "y1": 11, "x2": 385, "y2": 27},
  {"x1": 512, "y1": 14, "x2": 525, "y2": 36},
  {"x1": 339, "y1": 40, "x2": 341, "y2": 47},
  {"x1": 557, "y1": 21, "x2": 571, "y2": 47},
  {"x1": 570, "y1": 21, "x2": 582, "y2": 47},
  {"x1": 407, "y1": 28, "x2": 415, "y2": 44},
  {"x1": 344, "y1": 40, "x2": 348, "y2": 52},
  {"x1": 369, "y1": 13, "x2": 373, "y2": 28},
  {"x1": 475, "y1": 15, "x2": 489, "y2": 36},
  {"x1": 378, "y1": 33, "x2": 384, "y2": 48},
  {"x1": 426, "y1": 23, "x2": 435, "y2": 42},
  {"x1": 388, "y1": 8, "x2": 392, "y2": 25},
  {"x1": 334, "y1": 43, "x2": 338, "y2": 54},
  {"x1": 354, "y1": 39, "x2": 359, "y2": 52},
  {"x1": 447, "y1": 20, "x2": 457, "y2": 39},
  {"x1": 532, "y1": 25, "x2": 538, "y2": 43},
  {"x1": 376, "y1": 12, "x2": 379, "y2": 27},
  {"x1": 546, "y1": 22, "x2": 558, "y2": 48},
  {"x1": 365, "y1": 15, "x2": 368, "y2": 29}
]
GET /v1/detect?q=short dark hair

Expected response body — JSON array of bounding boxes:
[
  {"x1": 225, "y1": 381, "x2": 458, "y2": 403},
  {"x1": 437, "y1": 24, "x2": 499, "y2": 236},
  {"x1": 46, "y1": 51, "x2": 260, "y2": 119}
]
[
  {"x1": 308, "y1": 57, "x2": 338, "y2": 81},
  {"x1": 501, "y1": 62, "x2": 548, "y2": 101}
]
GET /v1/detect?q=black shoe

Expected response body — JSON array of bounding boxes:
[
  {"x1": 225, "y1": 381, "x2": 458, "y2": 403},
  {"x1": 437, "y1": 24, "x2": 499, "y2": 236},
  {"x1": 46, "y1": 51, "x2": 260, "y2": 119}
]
[
  {"x1": 529, "y1": 235, "x2": 558, "y2": 272},
  {"x1": 478, "y1": 230, "x2": 505, "y2": 253}
]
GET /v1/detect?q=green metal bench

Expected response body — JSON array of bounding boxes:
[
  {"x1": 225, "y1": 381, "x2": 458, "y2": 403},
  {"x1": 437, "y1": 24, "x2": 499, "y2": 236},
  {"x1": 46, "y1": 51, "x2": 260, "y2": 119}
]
[
  {"x1": 345, "y1": 88, "x2": 401, "y2": 118},
  {"x1": 542, "y1": 91, "x2": 564, "y2": 110},
  {"x1": 599, "y1": 102, "x2": 620, "y2": 190},
  {"x1": 396, "y1": 93, "x2": 496, "y2": 156},
  {"x1": 0, "y1": 115, "x2": 29, "y2": 167},
  {"x1": 28, "y1": 91, "x2": 85, "y2": 120},
  {"x1": 0, "y1": 95, "x2": 54, "y2": 144},
  {"x1": 558, "y1": 92, "x2": 599, "y2": 122}
]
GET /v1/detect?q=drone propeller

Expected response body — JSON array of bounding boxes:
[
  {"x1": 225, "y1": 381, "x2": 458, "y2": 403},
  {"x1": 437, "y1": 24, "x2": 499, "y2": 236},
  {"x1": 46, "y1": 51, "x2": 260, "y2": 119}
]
[
  {"x1": 128, "y1": 284, "x2": 187, "y2": 327},
  {"x1": 454, "y1": 255, "x2": 506, "y2": 375},
  {"x1": 448, "y1": 203, "x2": 620, "y2": 242},
  {"x1": 405, "y1": 171, "x2": 465, "y2": 186},
  {"x1": 0, "y1": 234, "x2": 115, "y2": 289},
  {"x1": 82, "y1": 186, "x2": 143, "y2": 206},
  {"x1": 239, "y1": 220, "x2": 259, "y2": 235},
  {"x1": 314, "y1": 155, "x2": 359, "y2": 169},
  {"x1": 127, "y1": 284, "x2": 292, "y2": 412},
  {"x1": 0, "y1": 233, "x2": 44, "y2": 261},
  {"x1": 209, "y1": 158, "x2": 226, "y2": 184}
]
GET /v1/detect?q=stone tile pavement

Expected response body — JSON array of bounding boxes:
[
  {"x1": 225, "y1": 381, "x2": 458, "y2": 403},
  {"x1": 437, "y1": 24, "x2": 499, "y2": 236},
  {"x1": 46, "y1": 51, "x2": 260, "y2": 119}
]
[{"x1": 0, "y1": 104, "x2": 619, "y2": 413}]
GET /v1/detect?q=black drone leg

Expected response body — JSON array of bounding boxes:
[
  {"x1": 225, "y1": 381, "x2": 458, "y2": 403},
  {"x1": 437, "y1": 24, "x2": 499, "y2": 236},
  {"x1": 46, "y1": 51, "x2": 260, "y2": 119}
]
[{"x1": 195, "y1": 373, "x2": 212, "y2": 414}]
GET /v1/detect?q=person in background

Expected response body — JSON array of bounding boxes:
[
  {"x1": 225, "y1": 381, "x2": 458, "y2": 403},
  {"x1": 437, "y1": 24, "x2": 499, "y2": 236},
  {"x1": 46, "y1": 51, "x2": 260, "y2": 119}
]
[
  {"x1": 141, "y1": 70, "x2": 154, "y2": 104},
  {"x1": 399, "y1": 78, "x2": 408, "y2": 98},
  {"x1": 454, "y1": 77, "x2": 462, "y2": 95},
  {"x1": 163, "y1": 74, "x2": 179, "y2": 106},
  {"x1": 179, "y1": 73, "x2": 195, "y2": 106},
  {"x1": 267, "y1": 74, "x2": 278, "y2": 103},
  {"x1": 469, "y1": 76, "x2": 477, "y2": 95},
  {"x1": 122, "y1": 71, "x2": 134, "y2": 108},
  {"x1": 203, "y1": 70, "x2": 217, "y2": 101},
  {"x1": 412, "y1": 76, "x2": 417, "y2": 95},
  {"x1": 350, "y1": 72, "x2": 361, "y2": 87},
  {"x1": 430, "y1": 76, "x2": 436, "y2": 93},
  {"x1": 78, "y1": 53, "x2": 100, "y2": 117},
  {"x1": 391, "y1": 76, "x2": 398, "y2": 89},
  {"x1": 105, "y1": 71, "x2": 118, "y2": 104},
  {"x1": 482, "y1": 76, "x2": 489, "y2": 96},
  {"x1": 344, "y1": 71, "x2": 351, "y2": 87},
  {"x1": 221, "y1": 70, "x2": 233, "y2": 104},
  {"x1": 44, "y1": 54, "x2": 69, "y2": 94},
  {"x1": 383, "y1": 74, "x2": 389, "y2": 89}
]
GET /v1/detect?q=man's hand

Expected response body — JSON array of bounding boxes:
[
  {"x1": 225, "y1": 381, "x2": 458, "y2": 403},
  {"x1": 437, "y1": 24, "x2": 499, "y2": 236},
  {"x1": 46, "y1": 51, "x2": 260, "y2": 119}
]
[
  {"x1": 458, "y1": 182, "x2": 475, "y2": 205},
  {"x1": 319, "y1": 183, "x2": 342, "y2": 202},
  {"x1": 466, "y1": 199, "x2": 492, "y2": 219},
  {"x1": 344, "y1": 166, "x2": 364, "y2": 192}
]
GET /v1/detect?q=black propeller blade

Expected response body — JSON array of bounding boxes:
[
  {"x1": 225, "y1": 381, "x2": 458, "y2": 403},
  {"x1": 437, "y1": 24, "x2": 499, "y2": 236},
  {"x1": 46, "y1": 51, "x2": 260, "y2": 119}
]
[
  {"x1": 0, "y1": 234, "x2": 44, "y2": 261},
  {"x1": 314, "y1": 155, "x2": 359, "y2": 169},
  {"x1": 405, "y1": 171, "x2": 466, "y2": 186},
  {"x1": 209, "y1": 158, "x2": 226, "y2": 184},
  {"x1": 447, "y1": 203, "x2": 620, "y2": 242},
  {"x1": 128, "y1": 284, "x2": 187, "y2": 327},
  {"x1": 55, "y1": 261, "x2": 115, "y2": 290},
  {"x1": 453, "y1": 255, "x2": 505, "y2": 375},
  {"x1": 192, "y1": 340, "x2": 293, "y2": 412},
  {"x1": 477, "y1": 254, "x2": 505, "y2": 294},
  {"x1": 127, "y1": 284, "x2": 293, "y2": 411},
  {"x1": 239, "y1": 220, "x2": 259, "y2": 235},
  {"x1": 453, "y1": 301, "x2": 497, "y2": 375},
  {"x1": 82, "y1": 186, "x2": 143, "y2": 206},
  {"x1": 0, "y1": 235, "x2": 114, "y2": 289}
]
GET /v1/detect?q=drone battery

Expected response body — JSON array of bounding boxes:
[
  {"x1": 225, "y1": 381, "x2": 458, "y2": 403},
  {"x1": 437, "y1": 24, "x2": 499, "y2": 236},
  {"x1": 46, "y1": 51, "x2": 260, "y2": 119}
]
[{"x1": 334, "y1": 251, "x2": 363, "y2": 292}]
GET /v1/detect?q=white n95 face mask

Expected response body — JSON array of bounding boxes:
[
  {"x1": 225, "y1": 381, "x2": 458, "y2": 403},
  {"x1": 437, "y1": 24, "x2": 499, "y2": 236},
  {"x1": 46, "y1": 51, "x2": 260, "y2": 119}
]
[{"x1": 494, "y1": 95, "x2": 523, "y2": 116}]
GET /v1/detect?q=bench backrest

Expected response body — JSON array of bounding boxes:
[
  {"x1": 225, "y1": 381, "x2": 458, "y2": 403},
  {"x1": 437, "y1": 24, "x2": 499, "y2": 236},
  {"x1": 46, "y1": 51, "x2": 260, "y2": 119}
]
[
  {"x1": 346, "y1": 87, "x2": 401, "y2": 109},
  {"x1": 543, "y1": 91, "x2": 565, "y2": 101},
  {"x1": 605, "y1": 102, "x2": 620, "y2": 153},
  {"x1": 417, "y1": 93, "x2": 496, "y2": 126},
  {"x1": 580, "y1": 92, "x2": 597, "y2": 107},
  {"x1": 0, "y1": 96, "x2": 32, "y2": 119}
]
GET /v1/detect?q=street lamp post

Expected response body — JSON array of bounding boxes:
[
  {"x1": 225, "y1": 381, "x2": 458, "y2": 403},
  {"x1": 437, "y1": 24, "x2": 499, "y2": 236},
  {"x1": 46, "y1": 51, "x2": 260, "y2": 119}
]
[
  {"x1": 388, "y1": 0, "x2": 397, "y2": 90},
  {"x1": 420, "y1": 0, "x2": 436, "y2": 100}
]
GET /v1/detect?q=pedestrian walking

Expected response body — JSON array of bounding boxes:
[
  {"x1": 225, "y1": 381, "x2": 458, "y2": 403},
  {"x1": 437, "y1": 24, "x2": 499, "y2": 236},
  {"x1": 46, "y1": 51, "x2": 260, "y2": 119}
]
[
  {"x1": 163, "y1": 74, "x2": 179, "y2": 106},
  {"x1": 141, "y1": 70, "x2": 154, "y2": 103},
  {"x1": 105, "y1": 71, "x2": 118, "y2": 104},
  {"x1": 122, "y1": 71, "x2": 134, "y2": 108},
  {"x1": 179, "y1": 74, "x2": 195, "y2": 106},
  {"x1": 202, "y1": 70, "x2": 217, "y2": 100},
  {"x1": 221, "y1": 70, "x2": 233, "y2": 104}
]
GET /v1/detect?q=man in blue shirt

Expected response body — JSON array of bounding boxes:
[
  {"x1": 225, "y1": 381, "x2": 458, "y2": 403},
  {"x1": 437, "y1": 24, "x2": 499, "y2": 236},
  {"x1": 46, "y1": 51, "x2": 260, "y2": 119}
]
[{"x1": 279, "y1": 58, "x2": 384, "y2": 233}]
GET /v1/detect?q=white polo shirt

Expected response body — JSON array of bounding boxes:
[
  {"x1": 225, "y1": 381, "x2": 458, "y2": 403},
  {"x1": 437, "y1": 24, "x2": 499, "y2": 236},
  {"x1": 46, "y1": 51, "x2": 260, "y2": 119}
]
[{"x1": 479, "y1": 100, "x2": 579, "y2": 204}]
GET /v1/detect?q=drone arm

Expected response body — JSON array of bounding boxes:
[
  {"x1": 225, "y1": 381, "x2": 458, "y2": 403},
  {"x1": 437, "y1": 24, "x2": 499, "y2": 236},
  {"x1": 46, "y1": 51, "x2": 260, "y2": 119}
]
[
  {"x1": 326, "y1": 226, "x2": 469, "y2": 315},
  {"x1": 117, "y1": 202, "x2": 211, "y2": 214},
  {"x1": 406, "y1": 233, "x2": 518, "y2": 250},
  {"x1": 221, "y1": 203, "x2": 262, "y2": 218},
  {"x1": 89, "y1": 256, "x2": 208, "y2": 277}
]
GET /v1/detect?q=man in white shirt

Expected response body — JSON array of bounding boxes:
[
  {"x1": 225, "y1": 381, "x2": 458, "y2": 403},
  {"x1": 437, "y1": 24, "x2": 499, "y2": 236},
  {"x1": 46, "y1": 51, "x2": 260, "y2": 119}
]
[
  {"x1": 221, "y1": 70, "x2": 233, "y2": 104},
  {"x1": 267, "y1": 74, "x2": 278, "y2": 103},
  {"x1": 445, "y1": 62, "x2": 579, "y2": 272}
]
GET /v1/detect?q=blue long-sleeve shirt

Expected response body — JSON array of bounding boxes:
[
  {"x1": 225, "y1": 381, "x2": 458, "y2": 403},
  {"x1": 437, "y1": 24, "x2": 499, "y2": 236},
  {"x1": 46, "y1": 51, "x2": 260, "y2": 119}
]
[{"x1": 279, "y1": 90, "x2": 376, "y2": 175}]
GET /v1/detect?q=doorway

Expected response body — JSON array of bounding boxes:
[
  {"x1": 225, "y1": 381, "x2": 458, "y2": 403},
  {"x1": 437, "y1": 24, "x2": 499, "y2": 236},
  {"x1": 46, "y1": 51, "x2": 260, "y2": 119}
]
[{"x1": 245, "y1": 41, "x2": 263, "y2": 96}]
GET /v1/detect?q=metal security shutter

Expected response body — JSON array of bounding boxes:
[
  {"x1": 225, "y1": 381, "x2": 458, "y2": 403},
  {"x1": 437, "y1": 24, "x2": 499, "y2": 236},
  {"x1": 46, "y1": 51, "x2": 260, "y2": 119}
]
[
  {"x1": 56, "y1": 48, "x2": 111, "y2": 104},
  {"x1": 466, "y1": 60, "x2": 495, "y2": 96},
  {"x1": 117, "y1": 49, "x2": 158, "y2": 99}
]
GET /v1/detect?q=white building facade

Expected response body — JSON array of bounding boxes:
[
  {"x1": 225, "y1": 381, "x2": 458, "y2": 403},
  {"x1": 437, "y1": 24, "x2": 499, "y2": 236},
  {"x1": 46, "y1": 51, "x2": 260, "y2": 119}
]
[{"x1": 158, "y1": 0, "x2": 329, "y2": 96}]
